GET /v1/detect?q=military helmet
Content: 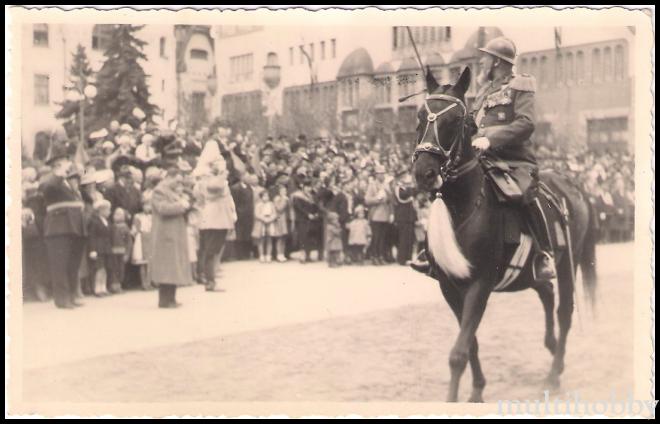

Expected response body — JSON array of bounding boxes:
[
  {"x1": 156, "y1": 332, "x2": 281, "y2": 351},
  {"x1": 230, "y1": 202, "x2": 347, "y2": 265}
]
[{"x1": 478, "y1": 36, "x2": 517, "y2": 64}]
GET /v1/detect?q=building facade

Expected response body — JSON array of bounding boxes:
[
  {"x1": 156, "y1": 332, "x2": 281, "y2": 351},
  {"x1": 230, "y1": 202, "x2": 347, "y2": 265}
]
[
  {"x1": 214, "y1": 25, "x2": 635, "y2": 153},
  {"x1": 21, "y1": 23, "x2": 219, "y2": 159}
]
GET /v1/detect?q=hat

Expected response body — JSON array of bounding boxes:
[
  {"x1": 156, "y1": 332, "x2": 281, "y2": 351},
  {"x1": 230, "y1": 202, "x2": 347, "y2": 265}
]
[
  {"x1": 117, "y1": 135, "x2": 132, "y2": 146},
  {"x1": 120, "y1": 123, "x2": 133, "y2": 133},
  {"x1": 102, "y1": 140, "x2": 116, "y2": 150},
  {"x1": 354, "y1": 204, "x2": 365, "y2": 214},
  {"x1": 89, "y1": 128, "x2": 109, "y2": 140},
  {"x1": 80, "y1": 169, "x2": 97, "y2": 186},
  {"x1": 93, "y1": 198, "x2": 111, "y2": 210},
  {"x1": 66, "y1": 165, "x2": 82, "y2": 180},
  {"x1": 145, "y1": 166, "x2": 164, "y2": 182},
  {"x1": 94, "y1": 169, "x2": 115, "y2": 185}
]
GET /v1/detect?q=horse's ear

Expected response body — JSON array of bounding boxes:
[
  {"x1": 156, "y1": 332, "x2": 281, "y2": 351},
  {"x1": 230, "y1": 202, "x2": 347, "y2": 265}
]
[
  {"x1": 425, "y1": 66, "x2": 440, "y2": 93},
  {"x1": 454, "y1": 66, "x2": 472, "y2": 96}
]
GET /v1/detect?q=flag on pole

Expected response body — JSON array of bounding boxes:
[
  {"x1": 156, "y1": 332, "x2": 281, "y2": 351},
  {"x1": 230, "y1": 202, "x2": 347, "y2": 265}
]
[
  {"x1": 554, "y1": 27, "x2": 562, "y2": 52},
  {"x1": 74, "y1": 136, "x2": 89, "y2": 168}
]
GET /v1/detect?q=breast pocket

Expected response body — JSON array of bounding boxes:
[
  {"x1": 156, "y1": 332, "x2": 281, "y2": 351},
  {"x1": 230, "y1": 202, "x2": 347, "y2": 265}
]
[{"x1": 489, "y1": 105, "x2": 513, "y2": 123}]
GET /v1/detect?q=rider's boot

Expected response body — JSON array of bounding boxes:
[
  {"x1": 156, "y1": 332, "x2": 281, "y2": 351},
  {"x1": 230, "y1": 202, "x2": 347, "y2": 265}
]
[{"x1": 526, "y1": 197, "x2": 557, "y2": 281}]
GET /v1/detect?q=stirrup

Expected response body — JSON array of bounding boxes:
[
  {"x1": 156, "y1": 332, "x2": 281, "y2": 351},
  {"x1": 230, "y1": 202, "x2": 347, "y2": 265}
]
[
  {"x1": 533, "y1": 251, "x2": 557, "y2": 281},
  {"x1": 410, "y1": 249, "x2": 431, "y2": 274}
]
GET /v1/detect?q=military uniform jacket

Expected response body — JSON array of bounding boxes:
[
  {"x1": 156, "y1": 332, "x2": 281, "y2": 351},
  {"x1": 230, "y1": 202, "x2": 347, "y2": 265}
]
[
  {"x1": 38, "y1": 174, "x2": 86, "y2": 238},
  {"x1": 471, "y1": 73, "x2": 538, "y2": 165}
]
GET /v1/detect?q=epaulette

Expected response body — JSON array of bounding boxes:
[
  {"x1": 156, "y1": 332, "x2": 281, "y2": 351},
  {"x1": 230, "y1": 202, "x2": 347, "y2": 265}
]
[{"x1": 509, "y1": 74, "x2": 537, "y2": 92}]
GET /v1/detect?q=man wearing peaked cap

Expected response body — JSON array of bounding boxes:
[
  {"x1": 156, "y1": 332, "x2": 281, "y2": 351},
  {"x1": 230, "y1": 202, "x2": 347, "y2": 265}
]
[{"x1": 38, "y1": 143, "x2": 87, "y2": 309}]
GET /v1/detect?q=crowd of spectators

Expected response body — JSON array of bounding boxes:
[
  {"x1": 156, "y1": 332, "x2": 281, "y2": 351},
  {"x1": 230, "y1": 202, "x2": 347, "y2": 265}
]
[{"x1": 21, "y1": 120, "x2": 635, "y2": 304}]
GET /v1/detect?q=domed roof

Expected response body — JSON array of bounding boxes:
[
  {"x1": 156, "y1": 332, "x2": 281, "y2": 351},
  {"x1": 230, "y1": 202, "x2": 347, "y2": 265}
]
[
  {"x1": 374, "y1": 61, "x2": 394, "y2": 74},
  {"x1": 451, "y1": 27, "x2": 504, "y2": 63},
  {"x1": 398, "y1": 57, "x2": 419, "y2": 73},
  {"x1": 425, "y1": 52, "x2": 445, "y2": 67},
  {"x1": 337, "y1": 48, "x2": 374, "y2": 78}
]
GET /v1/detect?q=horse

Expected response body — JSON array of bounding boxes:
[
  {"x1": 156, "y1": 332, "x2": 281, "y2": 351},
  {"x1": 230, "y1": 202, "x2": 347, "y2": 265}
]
[{"x1": 410, "y1": 66, "x2": 598, "y2": 403}]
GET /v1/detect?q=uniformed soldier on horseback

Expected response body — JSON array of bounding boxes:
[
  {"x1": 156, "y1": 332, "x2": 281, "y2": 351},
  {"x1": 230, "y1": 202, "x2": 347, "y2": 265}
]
[{"x1": 411, "y1": 36, "x2": 557, "y2": 281}]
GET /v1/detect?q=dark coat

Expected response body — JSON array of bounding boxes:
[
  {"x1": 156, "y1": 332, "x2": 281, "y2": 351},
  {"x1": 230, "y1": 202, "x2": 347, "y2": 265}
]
[
  {"x1": 393, "y1": 186, "x2": 417, "y2": 223},
  {"x1": 88, "y1": 215, "x2": 112, "y2": 255},
  {"x1": 230, "y1": 182, "x2": 254, "y2": 241},
  {"x1": 471, "y1": 73, "x2": 537, "y2": 165},
  {"x1": 326, "y1": 191, "x2": 350, "y2": 225},
  {"x1": 106, "y1": 181, "x2": 142, "y2": 217},
  {"x1": 38, "y1": 174, "x2": 86, "y2": 238},
  {"x1": 292, "y1": 191, "x2": 319, "y2": 224}
]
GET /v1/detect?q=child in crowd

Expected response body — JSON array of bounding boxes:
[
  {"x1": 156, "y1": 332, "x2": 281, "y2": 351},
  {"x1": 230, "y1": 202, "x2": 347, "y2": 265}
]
[
  {"x1": 325, "y1": 211, "x2": 344, "y2": 268},
  {"x1": 253, "y1": 189, "x2": 277, "y2": 263},
  {"x1": 272, "y1": 185, "x2": 290, "y2": 262},
  {"x1": 346, "y1": 205, "x2": 371, "y2": 265},
  {"x1": 131, "y1": 192, "x2": 153, "y2": 290},
  {"x1": 88, "y1": 199, "x2": 112, "y2": 297},
  {"x1": 109, "y1": 207, "x2": 133, "y2": 293}
]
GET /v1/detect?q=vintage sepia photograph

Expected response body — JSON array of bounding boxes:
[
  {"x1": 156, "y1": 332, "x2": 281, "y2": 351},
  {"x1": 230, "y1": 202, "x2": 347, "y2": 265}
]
[{"x1": 5, "y1": 5, "x2": 655, "y2": 418}]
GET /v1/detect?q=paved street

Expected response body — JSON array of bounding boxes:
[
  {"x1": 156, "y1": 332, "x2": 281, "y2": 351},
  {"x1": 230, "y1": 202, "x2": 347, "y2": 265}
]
[{"x1": 22, "y1": 243, "x2": 634, "y2": 402}]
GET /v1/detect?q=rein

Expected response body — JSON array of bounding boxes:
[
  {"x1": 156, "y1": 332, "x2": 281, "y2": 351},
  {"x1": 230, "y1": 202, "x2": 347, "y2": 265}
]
[{"x1": 411, "y1": 94, "x2": 472, "y2": 184}]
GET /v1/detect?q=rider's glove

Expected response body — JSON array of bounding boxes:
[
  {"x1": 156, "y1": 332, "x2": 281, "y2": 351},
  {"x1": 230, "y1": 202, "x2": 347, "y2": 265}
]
[{"x1": 471, "y1": 137, "x2": 491, "y2": 151}]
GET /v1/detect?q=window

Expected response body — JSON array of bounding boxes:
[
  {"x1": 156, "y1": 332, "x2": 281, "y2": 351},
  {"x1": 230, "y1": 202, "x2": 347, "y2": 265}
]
[
  {"x1": 229, "y1": 53, "x2": 254, "y2": 82},
  {"x1": 555, "y1": 53, "x2": 563, "y2": 86},
  {"x1": 587, "y1": 117, "x2": 628, "y2": 146},
  {"x1": 422, "y1": 27, "x2": 429, "y2": 43},
  {"x1": 414, "y1": 27, "x2": 421, "y2": 43},
  {"x1": 309, "y1": 43, "x2": 315, "y2": 61},
  {"x1": 530, "y1": 57, "x2": 538, "y2": 79},
  {"x1": 266, "y1": 52, "x2": 278, "y2": 66},
  {"x1": 289, "y1": 47, "x2": 293, "y2": 65},
  {"x1": 576, "y1": 51, "x2": 585, "y2": 83},
  {"x1": 161, "y1": 79, "x2": 165, "y2": 92},
  {"x1": 33, "y1": 24, "x2": 48, "y2": 47},
  {"x1": 159, "y1": 37, "x2": 166, "y2": 58},
  {"x1": 520, "y1": 58, "x2": 528, "y2": 75},
  {"x1": 429, "y1": 27, "x2": 436, "y2": 42},
  {"x1": 539, "y1": 56, "x2": 548, "y2": 87},
  {"x1": 92, "y1": 24, "x2": 113, "y2": 51},
  {"x1": 445, "y1": 27, "x2": 451, "y2": 41},
  {"x1": 592, "y1": 48, "x2": 602, "y2": 82},
  {"x1": 614, "y1": 45, "x2": 625, "y2": 80},
  {"x1": 603, "y1": 46, "x2": 613, "y2": 81},
  {"x1": 331, "y1": 39, "x2": 336, "y2": 58},
  {"x1": 398, "y1": 27, "x2": 406, "y2": 48},
  {"x1": 321, "y1": 41, "x2": 326, "y2": 59},
  {"x1": 190, "y1": 49, "x2": 208, "y2": 60},
  {"x1": 34, "y1": 74, "x2": 49, "y2": 105},
  {"x1": 299, "y1": 45, "x2": 304, "y2": 64},
  {"x1": 565, "y1": 52, "x2": 574, "y2": 84}
]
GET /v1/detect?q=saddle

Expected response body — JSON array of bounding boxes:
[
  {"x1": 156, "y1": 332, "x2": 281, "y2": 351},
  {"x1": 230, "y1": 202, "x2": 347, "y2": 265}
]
[{"x1": 481, "y1": 158, "x2": 534, "y2": 203}]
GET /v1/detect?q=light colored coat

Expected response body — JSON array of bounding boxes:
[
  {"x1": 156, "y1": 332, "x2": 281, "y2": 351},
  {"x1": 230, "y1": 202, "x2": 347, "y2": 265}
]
[
  {"x1": 150, "y1": 180, "x2": 192, "y2": 287},
  {"x1": 364, "y1": 180, "x2": 392, "y2": 222},
  {"x1": 196, "y1": 174, "x2": 237, "y2": 230}
]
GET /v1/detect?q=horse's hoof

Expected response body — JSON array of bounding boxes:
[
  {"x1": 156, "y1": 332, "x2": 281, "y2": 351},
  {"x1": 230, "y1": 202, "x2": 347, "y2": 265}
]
[
  {"x1": 543, "y1": 375, "x2": 561, "y2": 392},
  {"x1": 468, "y1": 395, "x2": 484, "y2": 403},
  {"x1": 545, "y1": 336, "x2": 558, "y2": 355}
]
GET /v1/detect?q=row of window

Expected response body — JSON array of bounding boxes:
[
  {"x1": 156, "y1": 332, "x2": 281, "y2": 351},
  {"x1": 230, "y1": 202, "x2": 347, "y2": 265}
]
[
  {"x1": 288, "y1": 39, "x2": 337, "y2": 66},
  {"x1": 33, "y1": 24, "x2": 169, "y2": 59},
  {"x1": 229, "y1": 53, "x2": 254, "y2": 83},
  {"x1": 392, "y1": 26, "x2": 451, "y2": 50},
  {"x1": 518, "y1": 44, "x2": 626, "y2": 87},
  {"x1": 283, "y1": 83, "x2": 337, "y2": 112}
]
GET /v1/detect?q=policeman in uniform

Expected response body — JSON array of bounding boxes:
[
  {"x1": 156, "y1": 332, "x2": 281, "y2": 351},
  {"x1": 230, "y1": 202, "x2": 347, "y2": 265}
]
[
  {"x1": 39, "y1": 145, "x2": 87, "y2": 309},
  {"x1": 471, "y1": 36, "x2": 556, "y2": 281}
]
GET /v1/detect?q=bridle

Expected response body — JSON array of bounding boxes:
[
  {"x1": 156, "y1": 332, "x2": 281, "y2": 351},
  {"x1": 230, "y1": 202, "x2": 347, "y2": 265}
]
[{"x1": 411, "y1": 93, "x2": 479, "y2": 183}]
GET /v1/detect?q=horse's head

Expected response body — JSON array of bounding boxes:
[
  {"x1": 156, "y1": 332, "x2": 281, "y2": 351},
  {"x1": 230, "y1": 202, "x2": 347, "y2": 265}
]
[{"x1": 412, "y1": 67, "x2": 472, "y2": 193}]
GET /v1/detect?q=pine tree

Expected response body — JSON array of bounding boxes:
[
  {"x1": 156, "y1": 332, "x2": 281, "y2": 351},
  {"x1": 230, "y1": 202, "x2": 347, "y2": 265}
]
[
  {"x1": 91, "y1": 24, "x2": 158, "y2": 131},
  {"x1": 55, "y1": 44, "x2": 95, "y2": 141}
]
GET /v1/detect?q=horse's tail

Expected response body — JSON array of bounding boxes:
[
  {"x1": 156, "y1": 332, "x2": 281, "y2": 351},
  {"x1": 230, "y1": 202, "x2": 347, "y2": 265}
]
[{"x1": 578, "y1": 191, "x2": 599, "y2": 309}]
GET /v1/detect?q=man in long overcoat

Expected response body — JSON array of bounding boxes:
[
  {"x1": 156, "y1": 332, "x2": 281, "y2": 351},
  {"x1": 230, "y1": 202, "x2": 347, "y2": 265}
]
[{"x1": 150, "y1": 167, "x2": 192, "y2": 308}]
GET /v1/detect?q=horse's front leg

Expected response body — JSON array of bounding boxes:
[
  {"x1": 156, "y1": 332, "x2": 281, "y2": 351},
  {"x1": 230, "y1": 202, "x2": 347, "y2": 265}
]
[{"x1": 447, "y1": 279, "x2": 492, "y2": 402}]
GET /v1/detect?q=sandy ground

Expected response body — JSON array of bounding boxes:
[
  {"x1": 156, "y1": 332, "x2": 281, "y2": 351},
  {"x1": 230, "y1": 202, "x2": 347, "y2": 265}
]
[{"x1": 21, "y1": 243, "x2": 634, "y2": 403}]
